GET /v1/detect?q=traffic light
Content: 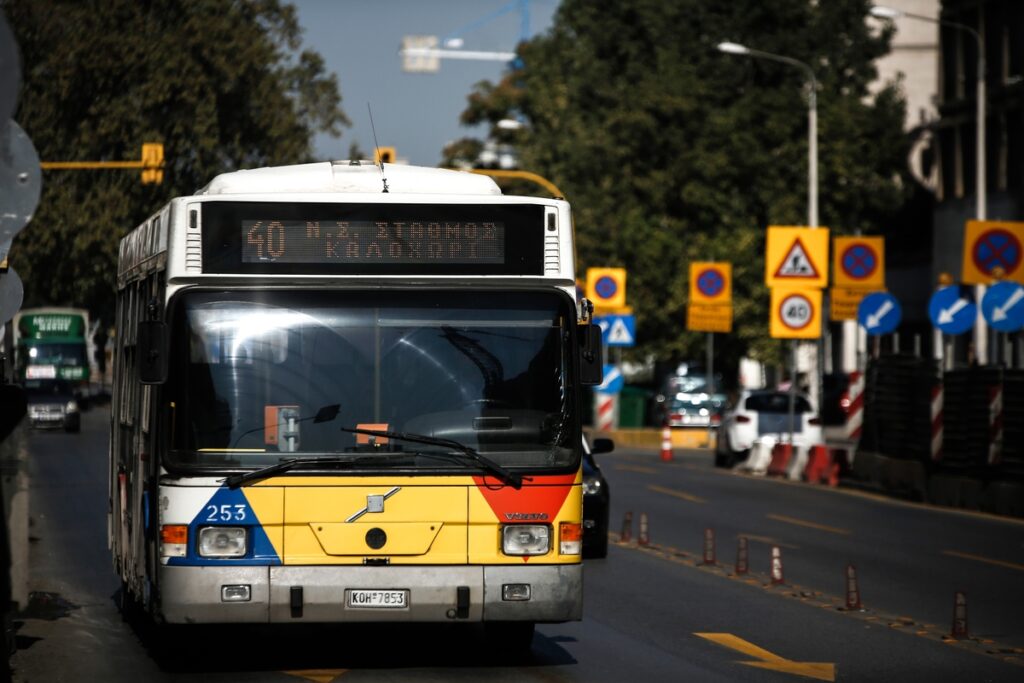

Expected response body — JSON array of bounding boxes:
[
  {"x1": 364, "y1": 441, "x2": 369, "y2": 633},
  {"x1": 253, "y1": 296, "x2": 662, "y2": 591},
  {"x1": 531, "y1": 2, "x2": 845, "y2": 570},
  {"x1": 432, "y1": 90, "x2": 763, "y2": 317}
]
[
  {"x1": 374, "y1": 146, "x2": 396, "y2": 164},
  {"x1": 141, "y1": 142, "x2": 164, "y2": 184}
]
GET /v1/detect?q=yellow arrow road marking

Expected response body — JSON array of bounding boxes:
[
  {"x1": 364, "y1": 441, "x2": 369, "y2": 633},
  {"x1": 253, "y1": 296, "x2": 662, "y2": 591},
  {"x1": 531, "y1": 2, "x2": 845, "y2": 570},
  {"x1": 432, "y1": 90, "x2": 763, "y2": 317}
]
[
  {"x1": 942, "y1": 549, "x2": 1024, "y2": 572},
  {"x1": 283, "y1": 670, "x2": 347, "y2": 683},
  {"x1": 696, "y1": 633, "x2": 835, "y2": 682},
  {"x1": 767, "y1": 513, "x2": 851, "y2": 536},
  {"x1": 648, "y1": 484, "x2": 706, "y2": 504}
]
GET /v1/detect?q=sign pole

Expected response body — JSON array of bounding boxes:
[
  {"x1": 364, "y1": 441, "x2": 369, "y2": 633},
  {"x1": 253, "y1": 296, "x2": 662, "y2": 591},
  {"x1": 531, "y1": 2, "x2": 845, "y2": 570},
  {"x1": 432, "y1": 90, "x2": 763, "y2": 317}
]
[
  {"x1": 788, "y1": 340, "x2": 797, "y2": 447},
  {"x1": 707, "y1": 331, "x2": 715, "y2": 447}
]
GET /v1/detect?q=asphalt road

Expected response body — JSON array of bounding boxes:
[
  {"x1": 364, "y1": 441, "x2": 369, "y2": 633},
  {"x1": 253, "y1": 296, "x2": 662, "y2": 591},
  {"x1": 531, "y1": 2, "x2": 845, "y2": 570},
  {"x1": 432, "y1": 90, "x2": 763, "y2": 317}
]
[{"x1": 9, "y1": 407, "x2": 1024, "y2": 682}]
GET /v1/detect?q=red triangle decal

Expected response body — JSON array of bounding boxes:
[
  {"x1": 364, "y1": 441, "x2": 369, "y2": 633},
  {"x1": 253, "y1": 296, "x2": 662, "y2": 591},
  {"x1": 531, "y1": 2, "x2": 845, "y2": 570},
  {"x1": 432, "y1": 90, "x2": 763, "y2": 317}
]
[
  {"x1": 774, "y1": 237, "x2": 820, "y2": 279},
  {"x1": 473, "y1": 474, "x2": 576, "y2": 523}
]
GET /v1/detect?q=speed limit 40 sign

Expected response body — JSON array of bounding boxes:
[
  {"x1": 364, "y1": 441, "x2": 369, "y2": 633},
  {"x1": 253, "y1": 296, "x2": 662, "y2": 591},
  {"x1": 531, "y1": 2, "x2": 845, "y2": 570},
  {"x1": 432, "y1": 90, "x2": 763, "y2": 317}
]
[{"x1": 770, "y1": 287, "x2": 822, "y2": 339}]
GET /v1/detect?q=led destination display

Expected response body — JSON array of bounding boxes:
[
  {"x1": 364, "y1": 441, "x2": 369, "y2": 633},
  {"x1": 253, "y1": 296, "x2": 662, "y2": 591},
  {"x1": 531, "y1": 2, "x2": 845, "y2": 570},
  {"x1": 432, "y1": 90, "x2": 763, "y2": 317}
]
[
  {"x1": 241, "y1": 220, "x2": 505, "y2": 265},
  {"x1": 202, "y1": 202, "x2": 545, "y2": 276}
]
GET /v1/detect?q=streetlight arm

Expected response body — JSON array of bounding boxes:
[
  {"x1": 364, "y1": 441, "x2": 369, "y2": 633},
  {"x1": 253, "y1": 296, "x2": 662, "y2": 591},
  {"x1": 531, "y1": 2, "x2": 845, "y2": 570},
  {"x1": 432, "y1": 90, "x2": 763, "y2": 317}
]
[{"x1": 740, "y1": 48, "x2": 818, "y2": 91}]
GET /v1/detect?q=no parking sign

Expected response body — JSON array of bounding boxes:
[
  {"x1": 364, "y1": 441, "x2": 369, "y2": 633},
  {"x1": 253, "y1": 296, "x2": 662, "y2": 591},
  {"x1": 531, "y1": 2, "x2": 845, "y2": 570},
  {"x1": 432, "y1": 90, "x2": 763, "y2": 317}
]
[
  {"x1": 689, "y1": 262, "x2": 732, "y2": 305},
  {"x1": 961, "y1": 220, "x2": 1024, "y2": 285},
  {"x1": 834, "y1": 236, "x2": 885, "y2": 289},
  {"x1": 585, "y1": 267, "x2": 627, "y2": 309}
]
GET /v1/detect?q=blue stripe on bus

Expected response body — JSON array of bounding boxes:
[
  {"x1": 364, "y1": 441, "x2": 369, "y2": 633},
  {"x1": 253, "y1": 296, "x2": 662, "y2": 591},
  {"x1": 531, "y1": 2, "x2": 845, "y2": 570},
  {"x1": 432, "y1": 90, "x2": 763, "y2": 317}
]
[{"x1": 167, "y1": 486, "x2": 281, "y2": 566}]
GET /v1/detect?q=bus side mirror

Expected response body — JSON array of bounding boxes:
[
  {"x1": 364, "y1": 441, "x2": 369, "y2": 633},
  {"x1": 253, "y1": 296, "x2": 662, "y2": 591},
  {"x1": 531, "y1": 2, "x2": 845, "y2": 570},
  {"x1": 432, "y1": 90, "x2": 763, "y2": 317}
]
[
  {"x1": 578, "y1": 324, "x2": 603, "y2": 386},
  {"x1": 138, "y1": 320, "x2": 169, "y2": 384}
]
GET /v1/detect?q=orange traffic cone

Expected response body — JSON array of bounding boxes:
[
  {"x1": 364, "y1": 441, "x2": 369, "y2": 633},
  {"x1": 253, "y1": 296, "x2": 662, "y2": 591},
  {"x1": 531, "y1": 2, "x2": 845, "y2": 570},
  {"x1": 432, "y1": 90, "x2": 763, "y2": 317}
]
[{"x1": 660, "y1": 425, "x2": 673, "y2": 462}]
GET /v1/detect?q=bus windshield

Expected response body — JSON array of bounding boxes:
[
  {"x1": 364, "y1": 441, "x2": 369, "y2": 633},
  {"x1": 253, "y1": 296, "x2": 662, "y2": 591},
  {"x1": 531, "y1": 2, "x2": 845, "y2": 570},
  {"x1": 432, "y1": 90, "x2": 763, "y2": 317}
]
[
  {"x1": 167, "y1": 289, "x2": 578, "y2": 471},
  {"x1": 20, "y1": 343, "x2": 87, "y2": 366}
]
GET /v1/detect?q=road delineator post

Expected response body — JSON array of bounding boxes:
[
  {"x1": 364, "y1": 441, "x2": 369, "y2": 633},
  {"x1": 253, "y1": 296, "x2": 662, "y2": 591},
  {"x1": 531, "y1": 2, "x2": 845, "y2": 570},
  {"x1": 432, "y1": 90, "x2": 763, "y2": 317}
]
[
  {"x1": 770, "y1": 546, "x2": 784, "y2": 585},
  {"x1": 660, "y1": 425, "x2": 674, "y2": 462},
  {"x1": 952, "y1": 591, "x2": 969, "y2": 639},
  {"x1": 845, "y1": 564, "x2": 862, "y2": 610},
  {"x1": 735, "y1": 536, "x2": 749, "y2": 575},
  {"x1": 638, "y1": 512, "x2": 650, "y2": 546},
  {"x1": 702, "y1": 528, "x2": 716, "y2": 565},
  {"x1": 620, "y1": 511, "x2": 633, "y2": 543}
]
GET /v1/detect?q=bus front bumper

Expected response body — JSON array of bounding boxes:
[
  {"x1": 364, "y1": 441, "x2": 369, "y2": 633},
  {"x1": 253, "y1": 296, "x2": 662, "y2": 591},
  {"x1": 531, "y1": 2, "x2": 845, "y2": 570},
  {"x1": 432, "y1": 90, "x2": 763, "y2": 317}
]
[{"x1": 158, "y1": 564, "x2": 582, "y2": 624}]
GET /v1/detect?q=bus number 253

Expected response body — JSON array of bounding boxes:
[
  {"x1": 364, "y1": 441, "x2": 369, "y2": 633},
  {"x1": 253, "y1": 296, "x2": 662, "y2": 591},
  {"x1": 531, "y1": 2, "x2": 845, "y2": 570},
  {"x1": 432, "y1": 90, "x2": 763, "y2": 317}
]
[{"x1": 205, "y1": 504, "x2": 248, "y2": 522}]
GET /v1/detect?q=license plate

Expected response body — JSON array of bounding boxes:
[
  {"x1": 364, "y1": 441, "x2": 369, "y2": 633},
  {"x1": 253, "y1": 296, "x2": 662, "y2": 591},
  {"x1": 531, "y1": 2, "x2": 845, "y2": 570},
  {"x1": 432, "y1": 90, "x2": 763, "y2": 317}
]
[{"x1": 346, "y1": 589, "x2": 408, "y2": 609}]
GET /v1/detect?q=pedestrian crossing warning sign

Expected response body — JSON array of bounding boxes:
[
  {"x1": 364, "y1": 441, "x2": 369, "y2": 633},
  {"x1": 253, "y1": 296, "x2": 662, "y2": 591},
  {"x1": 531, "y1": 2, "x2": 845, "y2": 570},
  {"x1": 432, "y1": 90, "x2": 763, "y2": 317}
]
[{"x1": 765, "y1": 225, "x2": 829, "y2": 289}]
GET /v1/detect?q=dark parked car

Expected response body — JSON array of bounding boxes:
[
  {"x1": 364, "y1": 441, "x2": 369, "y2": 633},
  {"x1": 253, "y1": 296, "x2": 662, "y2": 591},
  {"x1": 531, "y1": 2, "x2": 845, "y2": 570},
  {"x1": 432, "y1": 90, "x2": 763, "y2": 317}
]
[
  {"x1": 23, "y1": 379, "x2": 81, "y2": 433},
  {"x1": 582, "y1": 436, "x2": 612, "y2": 559}
]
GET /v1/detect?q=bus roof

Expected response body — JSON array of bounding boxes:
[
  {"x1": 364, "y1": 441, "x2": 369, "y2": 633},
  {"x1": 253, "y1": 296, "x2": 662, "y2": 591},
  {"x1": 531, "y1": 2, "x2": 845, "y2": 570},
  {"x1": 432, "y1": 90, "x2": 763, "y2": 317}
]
[{"x1": 197, "y1": 161, "x2": 503, "y2": 197}]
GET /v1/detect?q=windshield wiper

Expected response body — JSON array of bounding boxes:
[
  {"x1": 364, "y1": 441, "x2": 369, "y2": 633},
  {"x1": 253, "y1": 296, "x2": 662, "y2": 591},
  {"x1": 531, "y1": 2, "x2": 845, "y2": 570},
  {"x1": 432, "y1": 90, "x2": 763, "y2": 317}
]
[
  {"x1": 224, "y1": 456, "x2": 353, "y2": 489},
  {"x1": 340, "y1": 426, "x2": 523, "y2": 489}
]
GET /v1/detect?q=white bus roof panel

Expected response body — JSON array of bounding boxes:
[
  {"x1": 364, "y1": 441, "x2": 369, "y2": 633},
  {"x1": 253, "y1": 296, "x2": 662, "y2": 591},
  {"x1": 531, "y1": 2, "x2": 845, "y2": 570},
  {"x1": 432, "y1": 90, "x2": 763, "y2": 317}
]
[{"x1": 198, "y1": 161, "x2": 502, "y2": 197}]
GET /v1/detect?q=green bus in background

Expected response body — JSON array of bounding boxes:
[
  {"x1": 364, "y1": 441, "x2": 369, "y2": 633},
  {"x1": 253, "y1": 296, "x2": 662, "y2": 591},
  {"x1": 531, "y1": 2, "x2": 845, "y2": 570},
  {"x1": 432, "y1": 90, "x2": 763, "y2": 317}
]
[{"x1": 13, "y1": 307, "x2": 96, "y2": 390}]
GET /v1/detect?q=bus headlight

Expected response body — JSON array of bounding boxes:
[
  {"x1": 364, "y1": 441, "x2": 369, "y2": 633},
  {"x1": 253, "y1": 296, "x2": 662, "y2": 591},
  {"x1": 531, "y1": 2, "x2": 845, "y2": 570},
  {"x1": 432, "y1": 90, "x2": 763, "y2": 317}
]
[
  {"x1": 501, "y1": 525, "x2": 550, "y2": 556},
  {"x1": 198, "y1": 527, "x2": 247, "y2": 558}
]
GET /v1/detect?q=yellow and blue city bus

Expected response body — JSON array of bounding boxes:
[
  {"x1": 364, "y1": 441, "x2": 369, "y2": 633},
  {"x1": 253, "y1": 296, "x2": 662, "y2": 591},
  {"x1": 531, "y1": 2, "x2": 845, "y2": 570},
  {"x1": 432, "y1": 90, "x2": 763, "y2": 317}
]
[{"x1": 109, "y1": 160, "x2": 602, "y2": 652}]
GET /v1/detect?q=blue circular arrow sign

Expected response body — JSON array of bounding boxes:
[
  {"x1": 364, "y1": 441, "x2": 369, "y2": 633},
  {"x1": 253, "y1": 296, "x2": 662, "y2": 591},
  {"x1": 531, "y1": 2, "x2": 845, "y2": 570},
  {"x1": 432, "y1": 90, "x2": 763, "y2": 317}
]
[
  {"x1": 928, "y1": 285, "x2": 976, "y2": 335},
  {"x1": 857, "y1": 291, "x2": 901, "y2": 336},
  {"x1": 982, "y1": 281, "x2": 1024, "y2": 332}
]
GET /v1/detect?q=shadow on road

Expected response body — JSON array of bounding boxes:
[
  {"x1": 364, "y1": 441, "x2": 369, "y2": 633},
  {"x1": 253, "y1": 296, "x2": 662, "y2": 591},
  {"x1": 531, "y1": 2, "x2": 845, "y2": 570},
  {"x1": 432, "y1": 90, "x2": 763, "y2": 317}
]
[{"x1": 116, "y1": 588, "x2": 577, "y2": 675}]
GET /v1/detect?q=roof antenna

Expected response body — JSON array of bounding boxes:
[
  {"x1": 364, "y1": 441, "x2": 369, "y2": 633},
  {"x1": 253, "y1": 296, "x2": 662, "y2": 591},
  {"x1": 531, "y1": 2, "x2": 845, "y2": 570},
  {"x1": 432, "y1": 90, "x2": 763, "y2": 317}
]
[{"x1": 367, "y1": 103, "x2": 389, "y2": 193}]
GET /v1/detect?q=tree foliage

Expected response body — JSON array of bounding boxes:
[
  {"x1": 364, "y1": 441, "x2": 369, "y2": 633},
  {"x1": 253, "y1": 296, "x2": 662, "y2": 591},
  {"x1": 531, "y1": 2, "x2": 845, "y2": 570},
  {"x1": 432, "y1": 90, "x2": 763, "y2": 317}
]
[
  {"x1": 5, "y1": 0, "x2": 348, "y2": 323},
  {"x1": 444, "y1": 0, "x2": 910, "y2": 373}
]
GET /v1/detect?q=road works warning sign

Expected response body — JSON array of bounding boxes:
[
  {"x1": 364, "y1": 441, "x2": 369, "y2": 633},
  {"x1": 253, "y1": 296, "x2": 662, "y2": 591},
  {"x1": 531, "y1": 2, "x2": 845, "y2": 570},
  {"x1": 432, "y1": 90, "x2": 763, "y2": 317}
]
[{"x1": 765, "y1": 226, "x2": 829, "y2": 289}]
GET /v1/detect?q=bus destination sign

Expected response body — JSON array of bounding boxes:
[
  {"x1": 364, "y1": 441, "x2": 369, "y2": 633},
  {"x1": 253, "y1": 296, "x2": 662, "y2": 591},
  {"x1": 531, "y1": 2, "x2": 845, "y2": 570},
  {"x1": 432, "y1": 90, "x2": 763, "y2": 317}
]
[{"x1": 241, "y1": 220, "x2": 505, "y2": 265}]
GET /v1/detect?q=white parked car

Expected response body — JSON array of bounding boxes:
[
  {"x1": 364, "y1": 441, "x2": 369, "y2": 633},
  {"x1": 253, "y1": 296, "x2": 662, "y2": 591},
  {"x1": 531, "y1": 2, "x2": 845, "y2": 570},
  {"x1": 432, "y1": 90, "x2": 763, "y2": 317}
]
[{"x1": 715, "y1": 389, "x2": 823, "y2": 468}]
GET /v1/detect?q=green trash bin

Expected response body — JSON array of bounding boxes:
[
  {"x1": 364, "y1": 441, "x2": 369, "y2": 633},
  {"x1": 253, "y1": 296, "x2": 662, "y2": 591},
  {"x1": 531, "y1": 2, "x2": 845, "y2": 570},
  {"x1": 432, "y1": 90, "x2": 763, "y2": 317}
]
[{"x1": 618, "y1": 385, "x2": 652, "y2": 428}]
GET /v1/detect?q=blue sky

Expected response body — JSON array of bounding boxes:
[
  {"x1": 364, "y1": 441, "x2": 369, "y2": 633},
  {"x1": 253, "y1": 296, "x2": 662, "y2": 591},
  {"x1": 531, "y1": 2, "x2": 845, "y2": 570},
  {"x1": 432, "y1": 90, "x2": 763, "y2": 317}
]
[{"x1": 292, "y1": 0, "x2": 558, "y2": 167}]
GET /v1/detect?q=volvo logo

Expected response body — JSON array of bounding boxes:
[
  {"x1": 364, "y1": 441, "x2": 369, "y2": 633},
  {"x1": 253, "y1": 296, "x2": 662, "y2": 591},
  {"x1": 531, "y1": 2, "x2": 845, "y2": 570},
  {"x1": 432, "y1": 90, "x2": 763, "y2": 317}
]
[
  {"x1": 504, "y1": 512, "x2": 549, "y2": 521},
  {"x1": 345, "y1": 487, "x2": 401, "y2": 522}
]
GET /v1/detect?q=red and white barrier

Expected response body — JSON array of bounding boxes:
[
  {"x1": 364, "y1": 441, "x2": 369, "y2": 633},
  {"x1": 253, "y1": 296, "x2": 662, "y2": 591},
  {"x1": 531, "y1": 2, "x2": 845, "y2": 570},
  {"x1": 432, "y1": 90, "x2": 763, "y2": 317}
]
[
  {"x1": 595, "y1": 392, "x2": 616, "y2": 431},
  {"x1": 989, "y1": 385, "x2": 1003, "y2": 465},
  {"x1": 803, "y1": 445, "x2": 831, "y2": 484},
  {"x1": 767, "y1": 443, "x2": 792, "y2": 477},
  {"x1": 930, "y1": 383, "x2": 944, "y2": 461},
  {"x1": 844, "y1": 371, "x2": 865, "y2": 441}
]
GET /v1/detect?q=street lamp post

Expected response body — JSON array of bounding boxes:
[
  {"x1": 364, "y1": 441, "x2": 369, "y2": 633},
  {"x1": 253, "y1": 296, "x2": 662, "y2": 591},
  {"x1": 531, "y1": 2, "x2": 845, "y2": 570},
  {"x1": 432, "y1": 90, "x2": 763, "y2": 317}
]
[
  {"x1": 871, "y1": 5, "x2": 988, "y2": 364},
  {"x1": 717, "y1": 41, "x2": 821, "y2": 443},
  {"x1": 717, "y1": 42, "x2": 818, "y2": 228}
]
